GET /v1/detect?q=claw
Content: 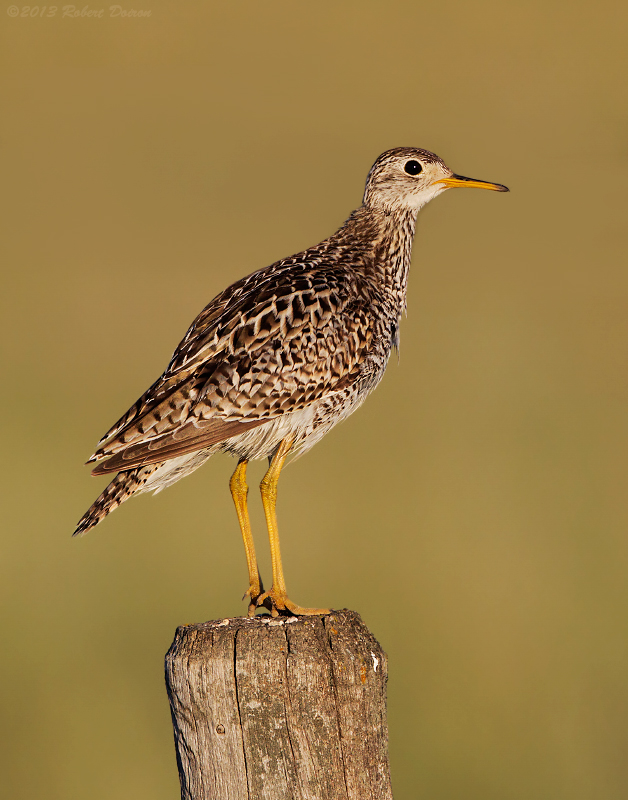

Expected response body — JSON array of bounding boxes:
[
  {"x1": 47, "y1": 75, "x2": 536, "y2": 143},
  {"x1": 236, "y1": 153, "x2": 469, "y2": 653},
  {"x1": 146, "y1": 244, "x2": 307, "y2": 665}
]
[{"x1": 242, "y1": 581, "x2": 265, "y2": 617}]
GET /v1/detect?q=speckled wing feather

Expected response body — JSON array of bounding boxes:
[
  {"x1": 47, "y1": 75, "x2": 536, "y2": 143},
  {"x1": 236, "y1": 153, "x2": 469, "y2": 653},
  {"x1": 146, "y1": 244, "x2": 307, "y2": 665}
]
[{"x1": 89, "y1": 234, "x2": 375, "y2": 474}]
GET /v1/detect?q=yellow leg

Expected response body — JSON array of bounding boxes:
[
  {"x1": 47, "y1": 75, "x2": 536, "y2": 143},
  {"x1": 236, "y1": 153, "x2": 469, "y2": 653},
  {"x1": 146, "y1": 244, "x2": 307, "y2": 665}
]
[
  {"x1": 230, "y1": 459, "x2": 263, "y2": 617},
  {"x1": 257, "y1": 436, "x2": 329, "y2": 617}
]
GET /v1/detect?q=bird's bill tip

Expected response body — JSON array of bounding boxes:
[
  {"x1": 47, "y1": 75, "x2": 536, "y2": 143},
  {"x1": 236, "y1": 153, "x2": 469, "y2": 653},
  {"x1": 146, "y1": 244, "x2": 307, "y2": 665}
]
[{"x1": 436, "y1": 174, "x2": 509, "y2": 192}]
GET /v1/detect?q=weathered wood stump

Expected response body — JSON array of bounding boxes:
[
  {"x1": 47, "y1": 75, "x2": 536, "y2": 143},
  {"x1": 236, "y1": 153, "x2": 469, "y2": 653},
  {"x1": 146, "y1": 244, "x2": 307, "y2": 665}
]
[{"x1": 165, "y1": 609, "x2": 392, "y2": 800}]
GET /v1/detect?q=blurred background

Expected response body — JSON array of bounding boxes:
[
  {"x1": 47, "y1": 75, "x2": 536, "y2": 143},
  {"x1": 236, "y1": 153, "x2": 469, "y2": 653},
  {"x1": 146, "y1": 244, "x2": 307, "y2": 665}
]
[{"x1": 1, "y1": 1, "x2": 627, "y2": 798}]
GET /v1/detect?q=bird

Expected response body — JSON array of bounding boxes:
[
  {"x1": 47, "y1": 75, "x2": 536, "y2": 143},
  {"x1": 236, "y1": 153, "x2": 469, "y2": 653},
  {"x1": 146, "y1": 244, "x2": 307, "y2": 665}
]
[{"x1": 75, "y1": 147, "x2": 508, "y2": 617}]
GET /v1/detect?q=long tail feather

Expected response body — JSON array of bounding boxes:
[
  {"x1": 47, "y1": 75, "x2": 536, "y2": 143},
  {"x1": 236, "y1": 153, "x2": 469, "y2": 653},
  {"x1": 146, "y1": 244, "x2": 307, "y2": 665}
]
[{"x1": 73, "y1": 463, "x2": 163, "y2": 536}]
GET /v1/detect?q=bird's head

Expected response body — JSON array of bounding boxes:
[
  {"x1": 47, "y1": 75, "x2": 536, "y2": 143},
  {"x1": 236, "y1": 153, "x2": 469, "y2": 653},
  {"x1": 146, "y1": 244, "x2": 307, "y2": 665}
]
[{"x1": 363, "y1": 147, "x2": 508, "y2": 213}]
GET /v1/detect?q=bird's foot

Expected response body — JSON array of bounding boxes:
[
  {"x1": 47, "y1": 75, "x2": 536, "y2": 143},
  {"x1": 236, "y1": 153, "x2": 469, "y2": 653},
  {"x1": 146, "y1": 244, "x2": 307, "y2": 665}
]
[
  {"x1": 255, "y1": 587, "x2": 329, "y2": 618},
  {"x1": 243, "y1": 581, "x2": 267, "y2": 618}
]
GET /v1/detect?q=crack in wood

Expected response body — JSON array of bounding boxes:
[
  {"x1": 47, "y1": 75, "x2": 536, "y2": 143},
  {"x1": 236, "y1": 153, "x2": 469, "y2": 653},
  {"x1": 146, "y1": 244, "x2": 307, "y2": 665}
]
[{"x1": 233, "y1": 626, "x2": 251, "y2": 799}]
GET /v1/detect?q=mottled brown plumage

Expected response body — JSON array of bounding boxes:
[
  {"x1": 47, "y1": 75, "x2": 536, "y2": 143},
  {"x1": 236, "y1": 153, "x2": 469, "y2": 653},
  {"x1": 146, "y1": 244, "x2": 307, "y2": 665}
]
[{"x1": 76, "y1": 147, "x2": 508, "y2": 615}]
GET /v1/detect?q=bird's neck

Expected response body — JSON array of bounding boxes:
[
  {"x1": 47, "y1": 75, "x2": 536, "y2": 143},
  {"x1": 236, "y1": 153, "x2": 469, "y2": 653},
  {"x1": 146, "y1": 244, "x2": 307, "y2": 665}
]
[{"x1": 336, "y1": 205, "x2": 419, "y2": 308}]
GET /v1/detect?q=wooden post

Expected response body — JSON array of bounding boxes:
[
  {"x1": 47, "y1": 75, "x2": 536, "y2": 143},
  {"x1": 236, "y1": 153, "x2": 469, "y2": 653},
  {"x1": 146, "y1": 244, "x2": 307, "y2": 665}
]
[{"x1": 165, "y1": 609, "x2": 393, "y2": 800}]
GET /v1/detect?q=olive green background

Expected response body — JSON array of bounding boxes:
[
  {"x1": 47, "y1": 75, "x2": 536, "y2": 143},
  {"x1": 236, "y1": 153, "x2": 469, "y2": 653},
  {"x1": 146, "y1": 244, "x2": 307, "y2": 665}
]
[{"x1": 1, "y1": 1, "x2": 627, "y2": 798}]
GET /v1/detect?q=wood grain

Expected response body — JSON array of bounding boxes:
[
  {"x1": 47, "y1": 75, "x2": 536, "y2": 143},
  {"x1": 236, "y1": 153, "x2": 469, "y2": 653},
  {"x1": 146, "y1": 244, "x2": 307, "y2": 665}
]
[{"x1": 165, "y1": 610, "x2": 393, "y2": 800}]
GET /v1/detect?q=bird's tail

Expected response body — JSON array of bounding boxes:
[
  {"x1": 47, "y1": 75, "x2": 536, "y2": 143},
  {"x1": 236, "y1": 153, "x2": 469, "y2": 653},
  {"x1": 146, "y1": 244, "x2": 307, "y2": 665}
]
[{"x1": 73, "y1": 463, "x2": 162, "y2": 536}]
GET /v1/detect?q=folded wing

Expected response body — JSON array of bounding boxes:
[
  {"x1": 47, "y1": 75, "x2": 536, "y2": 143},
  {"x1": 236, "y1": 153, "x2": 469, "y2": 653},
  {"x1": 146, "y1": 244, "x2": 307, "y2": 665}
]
[{"x1": 88, "y1": 252, "x2": 372, "y2": 474}]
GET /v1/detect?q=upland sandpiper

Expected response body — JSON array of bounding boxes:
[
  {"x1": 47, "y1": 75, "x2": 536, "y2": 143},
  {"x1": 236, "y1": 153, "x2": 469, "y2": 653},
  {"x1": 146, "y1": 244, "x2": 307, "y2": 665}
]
[{"x1": 75, "y1": 147, "x2": 508, "y2": 616}]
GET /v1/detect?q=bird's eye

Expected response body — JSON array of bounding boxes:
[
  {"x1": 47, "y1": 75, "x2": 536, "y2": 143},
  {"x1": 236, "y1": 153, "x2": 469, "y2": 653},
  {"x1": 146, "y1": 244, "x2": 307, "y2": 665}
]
[{"x1": 404, "y1": 160, "x2": 423, "y2": 176}]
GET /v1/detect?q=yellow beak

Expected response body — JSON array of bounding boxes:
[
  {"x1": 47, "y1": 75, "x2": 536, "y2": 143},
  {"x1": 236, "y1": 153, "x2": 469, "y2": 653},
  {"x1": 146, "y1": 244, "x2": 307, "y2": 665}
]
[{"x1": 436, "y1": 174, "x2": 509, "y2": 192}]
